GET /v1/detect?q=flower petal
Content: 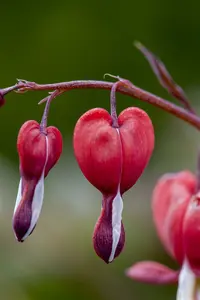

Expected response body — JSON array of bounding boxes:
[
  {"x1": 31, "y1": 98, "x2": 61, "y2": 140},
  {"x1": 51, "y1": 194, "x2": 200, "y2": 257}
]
[
  {"x1": 176, "y1": 259, "x2": 196, "y2": 300},
  {"x1": 13, "y1": 136, "x2": 48, "y2": 242},
  {"x1": 13, "y1": 171, "x2": 45, "y2": 242},
  {"x1": 93, "y1": 193, "x2": 125, "y2": 264},
  {"x1": 183, "y1": 193, "x2": 200, "y2": 276},
  {"x1": 152, "y1": 171, "x2": 196, "y2": 264},
  {"x1": 22, "y1": 170, "x2": 45, "y2": 240},
  {"x1": 108, "y1": 188, "x2": 124, "y2": 262},
  {"x1": 14, "y1": 178, "x2": 22, "y2": 214},
  {"x1": 126, "y1": 261, "x2": 179, "y2": 284}
]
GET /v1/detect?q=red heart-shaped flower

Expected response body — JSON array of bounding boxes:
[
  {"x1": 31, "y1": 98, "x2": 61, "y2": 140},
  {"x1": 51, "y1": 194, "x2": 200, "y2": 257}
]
[
  {"x1": 73, "y1": 107, "x2": 154, "y2": 263},
  {"x1": 13, "y1": 120, "x2": 63, "y2": 242}
]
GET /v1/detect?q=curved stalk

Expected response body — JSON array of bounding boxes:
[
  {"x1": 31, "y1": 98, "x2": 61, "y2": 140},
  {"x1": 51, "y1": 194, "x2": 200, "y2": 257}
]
[{"x1": 1, "y1": 78, "x2": 200, "y2": 130}]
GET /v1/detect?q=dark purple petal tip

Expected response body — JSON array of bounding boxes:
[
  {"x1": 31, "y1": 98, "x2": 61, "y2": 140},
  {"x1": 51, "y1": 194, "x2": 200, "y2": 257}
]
[{"x1": 0, "y1": 90, "x2": 5, "y2": 107}]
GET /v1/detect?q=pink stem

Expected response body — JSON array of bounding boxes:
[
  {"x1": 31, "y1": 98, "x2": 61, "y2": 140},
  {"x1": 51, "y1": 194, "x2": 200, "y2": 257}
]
[{"x1": 40, "y1": 90, "x2": 63, "y2": 134}]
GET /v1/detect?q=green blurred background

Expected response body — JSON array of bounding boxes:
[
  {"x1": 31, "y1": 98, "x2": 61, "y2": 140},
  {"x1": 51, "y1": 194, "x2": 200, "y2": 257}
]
[{"x1": 0, "y1": 1, "x2": 199, "y2": 299}]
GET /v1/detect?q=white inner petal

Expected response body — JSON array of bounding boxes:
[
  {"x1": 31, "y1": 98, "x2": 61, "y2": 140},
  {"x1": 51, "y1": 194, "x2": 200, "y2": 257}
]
[
  {"x1": 21, "y1": 136, "x2": 49, "y2": 241},
  {"x1": 14, "y1": 178, "x2": 22, "y2": 214},
  {"x1": 108, "y1": 187, "x2": 123, "y2": 263},
  {"x1": 177, "y1": 259, "x2": 196, "y2": 300}
]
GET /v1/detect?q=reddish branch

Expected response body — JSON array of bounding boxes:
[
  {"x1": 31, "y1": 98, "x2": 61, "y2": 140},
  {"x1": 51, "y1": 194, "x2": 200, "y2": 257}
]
[
  {"x1": 1, "y1": 43, "x2": 199, "y2": 130},
  {"x1": 1, "y1": 78, "x2": 199, "y2": 130}
]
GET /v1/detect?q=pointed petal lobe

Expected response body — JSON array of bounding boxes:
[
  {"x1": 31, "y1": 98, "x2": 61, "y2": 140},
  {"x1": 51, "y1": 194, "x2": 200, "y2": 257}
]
[
  {"x1": 126, "y1": 261, "x2": 179, "y2": 284},
  {"x1": 93, "y1": 193, "x2": 125, "y2": 263}
]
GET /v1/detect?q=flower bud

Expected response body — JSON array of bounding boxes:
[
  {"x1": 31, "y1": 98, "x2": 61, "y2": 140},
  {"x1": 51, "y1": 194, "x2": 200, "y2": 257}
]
[
  {"x1": 73, "y1": 107, "x2": 154, "y2": 262},
  {"x1": 13, "y1": 120, "x2": 63, "y2": 242}
]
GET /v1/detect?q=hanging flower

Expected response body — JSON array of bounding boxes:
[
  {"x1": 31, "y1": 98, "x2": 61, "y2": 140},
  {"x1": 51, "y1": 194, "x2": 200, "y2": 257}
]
[
  {"x1": 126, "y1": 171, "x2": 200, "y2": 300},
  {"x1": 73, "y1": 105, "x2": 154, "y2": 263},
  {"x1": 13, "y1": 120, "x2": 63, "y2": 242}
]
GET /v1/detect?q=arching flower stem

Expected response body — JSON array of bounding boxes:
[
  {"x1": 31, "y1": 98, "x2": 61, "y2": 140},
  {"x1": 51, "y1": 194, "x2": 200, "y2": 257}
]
[{"x1": 1, "y1": 78, "x2": 200, "y2": 130}]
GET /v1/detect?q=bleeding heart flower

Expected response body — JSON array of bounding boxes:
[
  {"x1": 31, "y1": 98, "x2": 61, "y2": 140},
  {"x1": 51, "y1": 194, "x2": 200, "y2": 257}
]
[
  {"x1": 73, "y1": 107, "x2": 154, "y2": 263},
  {"x1": 13, "y1": 120, "x2": 63, "y2": 242},
  {"x1": 126, "y1": 171, "x2": 200, "y2": 300}
]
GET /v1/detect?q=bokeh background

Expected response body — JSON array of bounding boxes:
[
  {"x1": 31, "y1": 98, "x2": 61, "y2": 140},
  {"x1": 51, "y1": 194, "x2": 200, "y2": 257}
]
[{"x1": 0, "y1": 1, "x2": 200, "y2": 299}]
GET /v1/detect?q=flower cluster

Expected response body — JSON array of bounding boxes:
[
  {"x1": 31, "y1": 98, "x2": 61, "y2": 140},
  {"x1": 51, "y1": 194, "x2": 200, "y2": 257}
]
[
  {"x1": 11, "y1": 79, "x2": 154, "y2": 266},
  {"x1": 1, "y1": 42, "x2": 200, "y2": 300}
]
